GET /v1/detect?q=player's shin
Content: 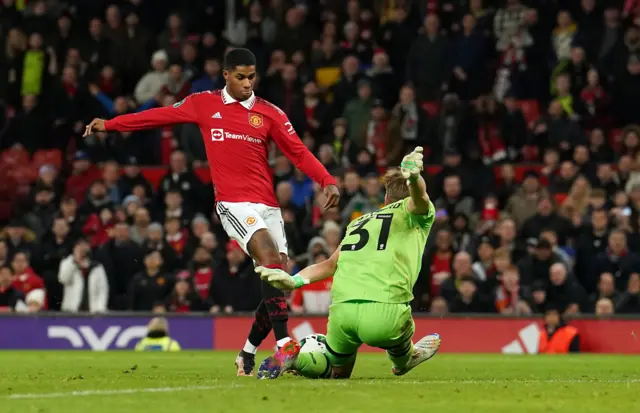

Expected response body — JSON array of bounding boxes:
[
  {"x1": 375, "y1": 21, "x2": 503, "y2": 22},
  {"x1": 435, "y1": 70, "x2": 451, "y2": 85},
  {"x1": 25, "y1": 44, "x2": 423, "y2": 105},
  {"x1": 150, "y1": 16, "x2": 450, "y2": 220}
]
[
  {"x1": 245, "y1": 300, "x2": 272, "y2": 353},
  {"x1": 386, "y1": 340, "x2": 414, "y2": 371},
  {"x1": 294, "y1": 352, "x2": 332, "y2": 379},
  {"x1": 261, "y1": 267, "x2": 291, "y2": 347}
]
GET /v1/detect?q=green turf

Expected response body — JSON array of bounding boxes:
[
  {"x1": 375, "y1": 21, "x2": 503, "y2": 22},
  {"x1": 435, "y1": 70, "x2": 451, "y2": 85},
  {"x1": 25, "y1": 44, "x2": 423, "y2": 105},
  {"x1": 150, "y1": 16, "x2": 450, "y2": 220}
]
[{"x1": 1, "y1": 352, "x2": 639, "y2": 413}]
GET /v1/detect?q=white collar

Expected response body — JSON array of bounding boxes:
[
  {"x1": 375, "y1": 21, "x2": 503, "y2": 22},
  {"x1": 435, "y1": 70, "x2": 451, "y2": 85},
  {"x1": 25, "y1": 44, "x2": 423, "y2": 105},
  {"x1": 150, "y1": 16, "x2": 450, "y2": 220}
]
[{"x1": 221, "y1": 86, "x2": 256, "y2": 110}]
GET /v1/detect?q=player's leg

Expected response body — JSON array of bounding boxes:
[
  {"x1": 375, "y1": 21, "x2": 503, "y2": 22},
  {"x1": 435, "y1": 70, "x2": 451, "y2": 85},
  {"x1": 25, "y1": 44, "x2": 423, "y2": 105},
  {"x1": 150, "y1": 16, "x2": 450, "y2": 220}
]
[
  {"x1": 295, "y1": 303, "x2": 360, "y2": 379},
  {"x1": 357, "y1": 302, "x2": 440, "y2": 376},
  {"x1": 252, "y1": 206, "x2": 292, "y2": 347},
  {"x1": 257, "y1": 303, "x2": 360, "y2": 380},
  {"x1": 217, "y1": 202, "x2": 287, "y2": 376}
]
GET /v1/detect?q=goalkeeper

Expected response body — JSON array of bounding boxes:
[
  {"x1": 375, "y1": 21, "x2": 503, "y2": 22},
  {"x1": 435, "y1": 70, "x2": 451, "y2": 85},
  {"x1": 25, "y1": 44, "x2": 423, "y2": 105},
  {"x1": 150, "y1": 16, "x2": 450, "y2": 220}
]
[{"x1": 255, "y1": 147, "x2": 441, "y2": 380}]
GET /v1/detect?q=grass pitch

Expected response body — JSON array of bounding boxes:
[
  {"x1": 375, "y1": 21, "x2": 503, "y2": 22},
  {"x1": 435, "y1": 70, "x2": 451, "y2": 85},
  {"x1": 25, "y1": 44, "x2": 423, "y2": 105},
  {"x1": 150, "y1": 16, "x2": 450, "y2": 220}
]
[{"x1": 1, "y1": 352, "x2": 639, "y2": 413}]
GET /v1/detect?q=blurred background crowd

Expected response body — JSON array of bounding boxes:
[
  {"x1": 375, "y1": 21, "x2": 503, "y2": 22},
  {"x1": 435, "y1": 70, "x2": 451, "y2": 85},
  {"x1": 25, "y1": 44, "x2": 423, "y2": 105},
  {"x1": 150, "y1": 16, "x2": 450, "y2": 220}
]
[{"x1": 0, "y1": 0, "x2": 640, "y2": 317}]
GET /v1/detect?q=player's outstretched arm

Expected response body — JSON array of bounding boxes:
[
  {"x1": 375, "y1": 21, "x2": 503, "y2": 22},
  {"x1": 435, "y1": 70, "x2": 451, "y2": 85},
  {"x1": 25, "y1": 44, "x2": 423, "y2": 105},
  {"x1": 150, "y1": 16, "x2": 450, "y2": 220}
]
[
  {"x1": 256, "y1": 250, "x2": 340, "y2": 291},
  {"x1": 83, "y1": 95, "x2": 199, "y2": 136},
  {"x1": 401, "y1": 147, "x2": 431, "y2": 215}
]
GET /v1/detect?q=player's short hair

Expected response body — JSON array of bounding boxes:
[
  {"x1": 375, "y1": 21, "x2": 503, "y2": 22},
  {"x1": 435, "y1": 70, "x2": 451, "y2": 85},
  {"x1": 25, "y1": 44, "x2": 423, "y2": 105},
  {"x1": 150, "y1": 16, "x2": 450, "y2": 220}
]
[
  {"x1": 223, "y1": 48, "x2": 256, "y2": 70},
  {"x1": 383, "y1": 168, "x2": 410, "y2": 203}
]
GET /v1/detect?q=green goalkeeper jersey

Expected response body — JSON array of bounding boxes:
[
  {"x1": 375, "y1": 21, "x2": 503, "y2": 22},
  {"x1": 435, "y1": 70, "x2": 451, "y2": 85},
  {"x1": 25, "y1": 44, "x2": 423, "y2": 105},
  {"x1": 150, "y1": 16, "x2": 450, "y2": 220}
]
[{"x1": 331, "y1": 197, "x2": 435, "y2": 304}]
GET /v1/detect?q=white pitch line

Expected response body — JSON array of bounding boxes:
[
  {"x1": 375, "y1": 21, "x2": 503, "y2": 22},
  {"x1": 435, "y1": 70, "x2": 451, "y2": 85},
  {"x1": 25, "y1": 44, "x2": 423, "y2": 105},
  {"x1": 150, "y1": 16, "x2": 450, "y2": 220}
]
[
  {"x1": 6, "y1": 379, "x2": 640, "y2": 400},
  {"x1": 6, "y1": 384, "x2": 245, "y2": 400}
]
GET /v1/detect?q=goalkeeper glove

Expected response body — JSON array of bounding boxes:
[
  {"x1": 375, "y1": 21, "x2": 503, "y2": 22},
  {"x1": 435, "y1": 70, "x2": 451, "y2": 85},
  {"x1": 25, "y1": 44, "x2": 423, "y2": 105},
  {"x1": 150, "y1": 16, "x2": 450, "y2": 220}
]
[
  {"x1": 400, "y1": 146, "x2": 424, "y2": 184},
  {"x1": 254, "y1": 266, "x2": 308, "y2": 291}
]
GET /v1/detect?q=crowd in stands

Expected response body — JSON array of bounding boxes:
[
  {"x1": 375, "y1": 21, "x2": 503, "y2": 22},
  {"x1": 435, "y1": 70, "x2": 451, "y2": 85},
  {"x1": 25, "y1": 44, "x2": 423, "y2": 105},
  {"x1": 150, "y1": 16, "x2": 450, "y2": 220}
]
[{"x1": 1, "y1": 0, "x2": 640, "y2": 316}]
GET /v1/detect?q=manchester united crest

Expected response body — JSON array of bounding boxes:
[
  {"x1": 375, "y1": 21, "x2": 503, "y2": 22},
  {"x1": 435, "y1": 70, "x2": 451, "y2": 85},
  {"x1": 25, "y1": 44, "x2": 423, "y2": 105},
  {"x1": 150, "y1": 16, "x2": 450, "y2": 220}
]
[{"x1": 248, "y1": 113, "x2": 263, "y2": 128}]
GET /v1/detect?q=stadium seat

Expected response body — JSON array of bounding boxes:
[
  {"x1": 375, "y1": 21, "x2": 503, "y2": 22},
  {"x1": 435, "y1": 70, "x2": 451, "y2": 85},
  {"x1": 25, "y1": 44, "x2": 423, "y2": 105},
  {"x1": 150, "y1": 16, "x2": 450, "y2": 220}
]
[
  {"x1": 0, "y1": 147, "x2": 30, "y2": 167},
  {"x1": 8, "y1": 165, "x2": 38, "y2": 185},
  {"x1": 33, "y1": 149, "x2": 63, "y2": 170},
  {"x1": 517, "y1": 100, "x2": 541, "y2": 128}
]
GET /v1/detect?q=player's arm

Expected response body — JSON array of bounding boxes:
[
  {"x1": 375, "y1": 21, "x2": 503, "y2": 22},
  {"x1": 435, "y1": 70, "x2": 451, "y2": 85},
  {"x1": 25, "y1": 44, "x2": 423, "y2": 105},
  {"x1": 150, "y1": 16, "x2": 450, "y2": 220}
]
[
  {"x1": 269, "y1": 111, "x2": 340, "y2": 209},
  {"x1": 83, "y1": 95, "x2": 200, "y2": 135},
  {"x1": 401, "y1": 147, "x2": 431, "y2": 215},
  {"x1": 407, "y1": 174, "x2": 431, "y2": 215},
  {"x1": 255, "y1": 249, "x2": 340, "y2": 291}
]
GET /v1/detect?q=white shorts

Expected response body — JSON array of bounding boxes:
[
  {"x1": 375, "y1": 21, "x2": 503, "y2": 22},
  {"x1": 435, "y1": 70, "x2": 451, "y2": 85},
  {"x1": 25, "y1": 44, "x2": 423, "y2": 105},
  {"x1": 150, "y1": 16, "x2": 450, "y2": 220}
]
[{"x1": 215, "y1": 201, "x2": 288, "y2": 256}]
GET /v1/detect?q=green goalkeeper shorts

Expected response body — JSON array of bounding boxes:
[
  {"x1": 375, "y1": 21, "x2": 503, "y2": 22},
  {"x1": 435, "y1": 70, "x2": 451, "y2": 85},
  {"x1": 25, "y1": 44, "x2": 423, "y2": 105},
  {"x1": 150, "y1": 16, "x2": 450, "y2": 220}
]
[{"x1": 325, "y1": 300, "x2": 415, "y2": 366}]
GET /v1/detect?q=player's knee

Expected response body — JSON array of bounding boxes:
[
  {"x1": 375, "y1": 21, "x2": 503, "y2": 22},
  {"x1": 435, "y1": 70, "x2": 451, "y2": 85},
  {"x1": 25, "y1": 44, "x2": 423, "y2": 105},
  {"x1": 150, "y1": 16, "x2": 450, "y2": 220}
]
[
  {"x1": 247, "y1": 229, "x2": 280, "y2": 265},
  {"x1": 330, "y1": 364, "x2": 354, "y2": 379}
]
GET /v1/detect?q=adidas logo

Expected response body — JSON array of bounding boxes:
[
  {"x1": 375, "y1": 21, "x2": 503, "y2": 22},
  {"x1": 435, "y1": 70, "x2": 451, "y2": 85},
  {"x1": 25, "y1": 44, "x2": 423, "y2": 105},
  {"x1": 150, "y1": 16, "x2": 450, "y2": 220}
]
[
  {"x1": 502, "y1": 323, "x2": 540, "y2": 354},
  {"x1": 212, "y1": 112, "x2": 222, "y2": 119}
]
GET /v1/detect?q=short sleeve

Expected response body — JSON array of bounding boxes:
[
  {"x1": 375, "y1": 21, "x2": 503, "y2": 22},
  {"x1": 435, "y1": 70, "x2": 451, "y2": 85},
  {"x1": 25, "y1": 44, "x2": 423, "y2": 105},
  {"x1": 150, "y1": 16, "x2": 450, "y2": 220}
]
[{"x1": 402, "y1": 198, "x2": 435, "y2": 231}]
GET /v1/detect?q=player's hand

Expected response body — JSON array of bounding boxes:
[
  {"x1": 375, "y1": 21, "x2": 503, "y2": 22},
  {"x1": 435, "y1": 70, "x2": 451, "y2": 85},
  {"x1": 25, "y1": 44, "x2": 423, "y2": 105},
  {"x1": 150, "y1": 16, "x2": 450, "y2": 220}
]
[
  {"x1": 255, "y1": 266, "x2": 297, "y2": 291},
  {"x1": 401, "y1": 146, "x2": 424, "y2": 184},
  {"x1": 323, "y1": 184, "x2": 340, "y2": 210},
  {"x1": 83, "y1": 118, "x2": 106, "y2": 137}
]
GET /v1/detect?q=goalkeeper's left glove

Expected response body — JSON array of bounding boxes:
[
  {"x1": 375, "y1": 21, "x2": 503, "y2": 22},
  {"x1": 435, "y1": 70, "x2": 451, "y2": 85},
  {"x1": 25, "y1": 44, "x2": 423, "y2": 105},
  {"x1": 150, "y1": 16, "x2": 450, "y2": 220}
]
[
  {"x1": 255, "y1": 266, "x2": 308, "y2": 291},
  {"x1": 400, "y1": 146, "x2": 424, "y2": 184}
]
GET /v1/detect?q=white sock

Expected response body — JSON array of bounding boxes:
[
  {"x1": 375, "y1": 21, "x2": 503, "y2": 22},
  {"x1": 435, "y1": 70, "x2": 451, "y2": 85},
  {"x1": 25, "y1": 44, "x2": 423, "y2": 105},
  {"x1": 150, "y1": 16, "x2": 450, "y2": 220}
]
[
  {"x1": 243, "y1": 340, "x2": 258, "y2": 354},
  {"x1": 276, "y1": 337, "x2": 291, "y2": 348}
]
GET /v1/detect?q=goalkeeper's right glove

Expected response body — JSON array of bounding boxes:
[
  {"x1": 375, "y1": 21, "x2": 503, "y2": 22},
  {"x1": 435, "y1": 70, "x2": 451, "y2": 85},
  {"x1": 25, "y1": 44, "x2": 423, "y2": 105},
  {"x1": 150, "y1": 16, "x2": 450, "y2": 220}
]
[
  {"x1": 255, "y1": 266, "x2": 308, "y2": 291},
  {"x1": 400, "y1": 146, "x2": 424, "y2": 184}
]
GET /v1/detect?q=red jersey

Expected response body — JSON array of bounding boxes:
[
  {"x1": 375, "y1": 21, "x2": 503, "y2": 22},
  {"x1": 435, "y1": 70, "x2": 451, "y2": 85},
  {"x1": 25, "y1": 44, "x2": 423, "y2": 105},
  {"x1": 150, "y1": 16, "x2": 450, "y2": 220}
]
[{"x1": 105, "y1": 88, "x2": 337, "y2": 207}]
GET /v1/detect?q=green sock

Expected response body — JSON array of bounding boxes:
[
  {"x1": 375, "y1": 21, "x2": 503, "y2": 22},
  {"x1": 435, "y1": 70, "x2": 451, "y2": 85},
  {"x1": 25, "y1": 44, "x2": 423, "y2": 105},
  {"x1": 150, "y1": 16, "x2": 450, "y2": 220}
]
[
  {"x1": 387, "y1": 341, "x2": 414, "y2": 370},
  {"x1": 294, "y1": 351, "x2": 332, "y2": 378}
]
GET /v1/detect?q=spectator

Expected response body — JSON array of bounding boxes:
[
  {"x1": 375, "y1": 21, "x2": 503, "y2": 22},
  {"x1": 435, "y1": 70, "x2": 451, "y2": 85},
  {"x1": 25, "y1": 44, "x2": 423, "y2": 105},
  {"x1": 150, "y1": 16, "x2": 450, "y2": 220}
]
[
  {"x1": 11, "y1": 251, "x2": 45, "y2": 306},
  {"x1": 157, "y1": 151, "x2": 205, "y2": 213},
  {"x1": 517, "y1": 238, "x2": 563, "y2": 286},
  {"x1": 36, "y1": 216, "x2": 74, "y2": 310},
  {"x1": 448, "y1": 276, "x2": 494, "y2": 313},
  {"x1": 595, "y1": 297, "x2": 615, "y2": 316},
  {"x1": 128, "y1": 249, "x2": 172, "y2": 311},
  {"x1": 144, "y1": 222, "x2": 179, "y2": 273},
  {"x1": 574, "y1": 208, "x2": 610, "y2": 290},
  {"x1": 440, "y1": 251, "x2": 480, "y2": 303},
  {"x1": 0, "y1": 266, "x2": 24, "y2": 312},
  {"x1": 58, "y1": 238, "x2": 108, "y2": 313},
  {"x1": 435, "y1": 175, "x2": 474, "y2": 218},
  {"x1": 495, "y1": 266, "x2": 532, "y2": 315},
  {"x1": 538, "y1": 307, "x2": 580, "y2": 353},
  {"x1": 591, "y1": 230, "x2": 640, "y2": 292},
  {"x1": 214, "y1": 240, "x2": 259, "y2": 313},
  {"x1": 342, "y1": 175, "x2": 383, "y2": 223},
  {"x1": 407, "y1": 14, "x2": 450, "y2": 101},
  {"x1": 164, "y1": 271, "x2": 205, "y2": 313},
  {"x1": 616, "y1": 273, "x2": 640, "y2": 313},
  {"x1": 588, "y1": 272, "x2": 620, "y2": 312},
  {"x1": 546, "y1": 262, "x2": 586, "y2": 315},
  {"x1": 520, "y1": 196, "x2": 573, "y2": 245},
  {"x1": 98, "y1": 221, "x2": 143, "y2": 309},
  {"x1": 134, "y1": 49, "x2": 168, "y2": 104}
]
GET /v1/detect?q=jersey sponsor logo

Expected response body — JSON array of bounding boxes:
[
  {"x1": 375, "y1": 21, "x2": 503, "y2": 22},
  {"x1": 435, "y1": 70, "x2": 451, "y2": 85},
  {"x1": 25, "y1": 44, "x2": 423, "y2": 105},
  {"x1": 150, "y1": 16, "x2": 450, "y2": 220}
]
[
  {"x1": 211, "y1": 128, "x2": 224, "y2": 141},
  {"x1": 248, "y1": 113, "x2": 263, "y2": 128},
  {"x1": 245, "y1": 216, "x2": 257, "y2": 226},
  {"x1": 224, "y1": 131, "x2": 262, "y2": 144},
  {"x1": 284, "y1": 121, "x2": 295, "y2": 135},
  {"x1": 173, "y1": 98, "x2": 186, "y2": 108}
]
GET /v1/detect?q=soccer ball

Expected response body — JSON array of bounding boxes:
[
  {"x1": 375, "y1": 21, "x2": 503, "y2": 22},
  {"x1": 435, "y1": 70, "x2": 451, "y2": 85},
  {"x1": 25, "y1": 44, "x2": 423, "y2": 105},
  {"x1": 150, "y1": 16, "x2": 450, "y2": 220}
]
[{"x1": 299, "y1": 334, "x2": 327, "y2": 353}]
